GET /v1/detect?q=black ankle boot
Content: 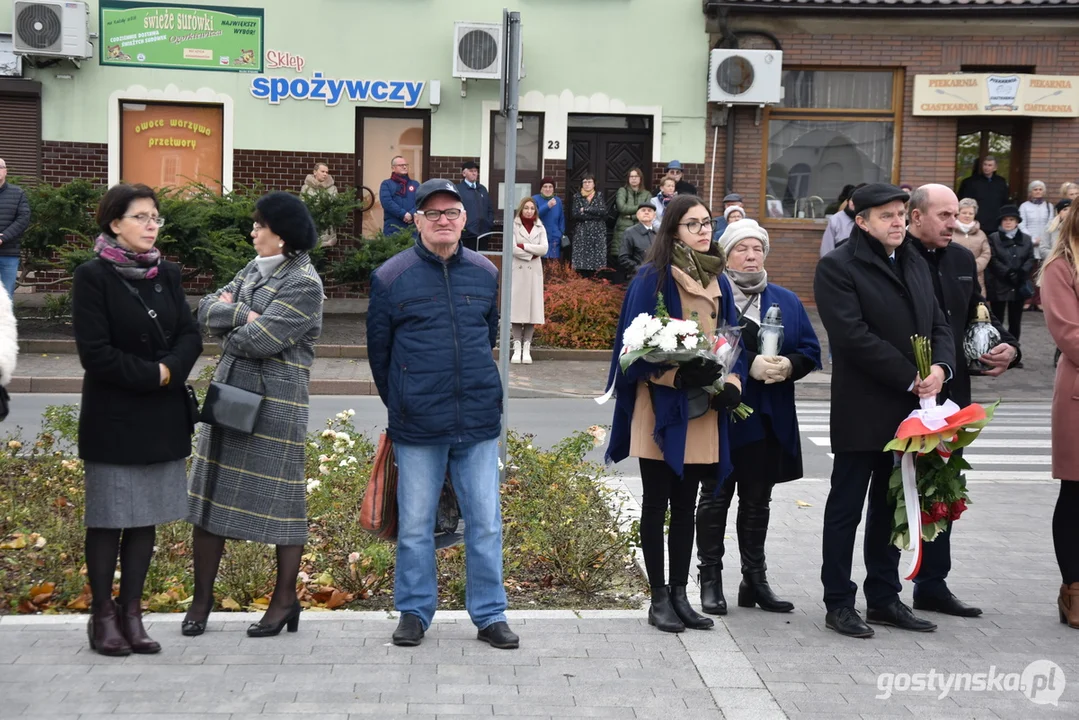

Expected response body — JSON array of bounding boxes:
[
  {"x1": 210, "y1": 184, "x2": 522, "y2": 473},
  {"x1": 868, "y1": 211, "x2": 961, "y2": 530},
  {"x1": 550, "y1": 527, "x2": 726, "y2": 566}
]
[
  {"x1": 738, "y1": 571, "x2": 794, "y2": 613},
  {"x1": 647, "y1": 586, "x2": 685, "y2": 633},
  {"x1": 669, "y1": 585, "x2": 714, "y2": 629},
  {"x1": 736, "y1": 498, "x2": 794, "y2": 613},
  {"x1": 698, "y1": 565, "x2": 727, "y2": 615}
]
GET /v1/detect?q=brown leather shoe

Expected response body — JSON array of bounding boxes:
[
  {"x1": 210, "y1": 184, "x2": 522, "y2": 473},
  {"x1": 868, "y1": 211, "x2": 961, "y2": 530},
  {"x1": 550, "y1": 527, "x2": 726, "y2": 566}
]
[
  {"x1": 1059, "y1": 583, "x2": 1079, "y2": 629},
  {"x1": 87, "y1": 600, "x2": 132, "y2": 656},
  {"x1": 119, "y1": 598, "x2": 161, "y2": 654}
]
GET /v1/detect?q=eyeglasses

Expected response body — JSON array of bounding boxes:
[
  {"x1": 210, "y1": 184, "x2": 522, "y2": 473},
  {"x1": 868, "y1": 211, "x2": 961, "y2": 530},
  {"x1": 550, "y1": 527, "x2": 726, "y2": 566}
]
[
  {"x1": 678, "y1": 219, "x2": 713, "y2": 234},
  {"x1": 252, "y1": 222, "x2": 265, "y2": 231},
  {"x1": 123, "y1": 213, "x2": 166, "y2": 227},
  {"x1": 393, "y1": 162, "x2": 409, "y2": 168},
  {"x1": 420, "y1": 208, "x2": 463, "y2": 221}
]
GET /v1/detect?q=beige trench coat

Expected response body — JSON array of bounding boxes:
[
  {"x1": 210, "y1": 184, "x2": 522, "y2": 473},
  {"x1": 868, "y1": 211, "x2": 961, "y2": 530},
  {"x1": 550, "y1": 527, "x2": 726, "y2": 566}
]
[{"x1": 510, "y1": 217, "x2": 548, "y2": 325}]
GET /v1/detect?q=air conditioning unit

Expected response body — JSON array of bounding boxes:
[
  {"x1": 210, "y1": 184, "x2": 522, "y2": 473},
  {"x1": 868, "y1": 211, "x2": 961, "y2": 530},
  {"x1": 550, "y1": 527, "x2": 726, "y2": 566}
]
[
  {"x1": 12, "y1": 0, "x2": 92, "y2": 60},
  {"x1": 707, "y1": 49, "x2": 783, "y2": 105},
  {"x1": 452, "y1": 21, "x2": 524, "y2": 80}
]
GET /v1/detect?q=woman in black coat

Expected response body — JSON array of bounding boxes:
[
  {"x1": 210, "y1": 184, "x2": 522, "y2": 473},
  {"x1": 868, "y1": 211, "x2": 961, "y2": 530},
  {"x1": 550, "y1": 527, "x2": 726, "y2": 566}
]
[
  {"x1": 73, "y1": 184, "x2": 202, "y2": 656},
  {"x1": 986, "y1": 204, "x2": 1035, "y2": 342}
]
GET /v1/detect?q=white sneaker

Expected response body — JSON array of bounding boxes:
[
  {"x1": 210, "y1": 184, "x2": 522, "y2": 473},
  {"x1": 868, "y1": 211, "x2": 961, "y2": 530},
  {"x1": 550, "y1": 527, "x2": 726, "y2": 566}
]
[
  {"x1": 522, "y1": 342, "x2": 533, "y2": 364},
  {"x1": 511, "y1": 340, "x2": 522, "y2": 364}
]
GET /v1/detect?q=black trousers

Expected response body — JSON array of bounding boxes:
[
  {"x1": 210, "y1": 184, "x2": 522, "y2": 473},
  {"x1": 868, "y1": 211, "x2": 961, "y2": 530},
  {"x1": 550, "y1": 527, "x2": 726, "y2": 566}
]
[
  {"x1": 990, "y1": 300, "x2": 1024, "y2": 341},
  {"x1": 912, "y1": 522, "x2": 952, "y2": 600},
  {"x1": 1055, "y1": 481, "x2": 1079, "y2": 584},
  {"x1": 821, "y1": 451, "x2": 902, "y2": 611},
  {"x1": 639, "y1": 458, "x2": 712, "y2": 587}
]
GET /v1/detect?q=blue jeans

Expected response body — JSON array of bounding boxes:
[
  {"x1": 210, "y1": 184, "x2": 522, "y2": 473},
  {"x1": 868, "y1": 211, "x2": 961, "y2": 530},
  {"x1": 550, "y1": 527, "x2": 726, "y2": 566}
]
[
  {"x1": 393, "y1": 437, "x2": 507, "y2": 630},
  {"x1": 0, "y1": 256, "x2": 18, "y2": 300}
]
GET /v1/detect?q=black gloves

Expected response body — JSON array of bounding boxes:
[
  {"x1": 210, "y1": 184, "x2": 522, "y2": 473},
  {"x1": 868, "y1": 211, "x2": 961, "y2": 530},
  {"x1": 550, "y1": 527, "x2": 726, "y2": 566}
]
[
  {"x1": 675, "y1": 357, "x2": 724, "y2": 390},
  {"x1": 710, "y1": 382, "x2": 742, "y2": 411}
]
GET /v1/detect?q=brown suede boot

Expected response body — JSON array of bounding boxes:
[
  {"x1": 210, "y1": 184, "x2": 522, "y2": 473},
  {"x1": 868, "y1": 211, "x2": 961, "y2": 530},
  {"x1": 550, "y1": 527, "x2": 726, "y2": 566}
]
[
  {"x1": 120, "y1": 597, "x2": 161, "y2": 653},
  {"x1": 87, "y1": 600, "x2": 132, "y2": 656},
  {"x1": 1059, "y1": 583, "x2": 1079, "y2": 629}
]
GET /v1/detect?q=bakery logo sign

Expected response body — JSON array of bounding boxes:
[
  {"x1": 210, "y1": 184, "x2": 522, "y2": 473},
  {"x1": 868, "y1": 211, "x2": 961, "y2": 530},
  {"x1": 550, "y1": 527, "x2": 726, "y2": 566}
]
[
  {"x1": 986, "y1": 75, "x2": 1020, "y2": 112},
  {"x1": 250, "y1": 72, "x2": 425, "y2": 108},
  {"x1": 914, "y1": 73, "x2": 1079, "y2": 117}
]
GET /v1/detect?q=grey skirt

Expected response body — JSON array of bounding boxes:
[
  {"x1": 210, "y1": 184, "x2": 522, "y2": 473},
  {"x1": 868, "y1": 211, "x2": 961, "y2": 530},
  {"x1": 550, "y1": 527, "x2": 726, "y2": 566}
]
[{"x1": 84, "y1": 458, "x2": 189, "y2": 529}]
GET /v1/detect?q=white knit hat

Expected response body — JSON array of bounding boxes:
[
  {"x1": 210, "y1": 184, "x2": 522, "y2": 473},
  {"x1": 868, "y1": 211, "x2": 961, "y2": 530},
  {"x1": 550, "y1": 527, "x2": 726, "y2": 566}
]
[
  {"x1": 718, "y1": 218, "x2": 770, "y2": 258},
  {"x1": 723, "y1": 205, "x2": 745, "y2": 221}
]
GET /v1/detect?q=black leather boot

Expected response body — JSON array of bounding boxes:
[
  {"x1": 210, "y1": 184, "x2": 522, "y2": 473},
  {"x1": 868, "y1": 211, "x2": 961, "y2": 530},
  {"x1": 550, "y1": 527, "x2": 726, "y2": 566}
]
[
  {"x1": 647, "y1": 586, "x2": 685, "y2": 633},
  {"x1": 736, "y1": 498, "x2": 794, "y2": 613},
  {"x1": 669, "y1": 585, "x2": 714, "y2": 629},
  {"x1": 698, "y1": 564, "x2": 727, "y2": 615},
  {"x1": 696, "y1": 474, "x2": 733, "y2": 615}
]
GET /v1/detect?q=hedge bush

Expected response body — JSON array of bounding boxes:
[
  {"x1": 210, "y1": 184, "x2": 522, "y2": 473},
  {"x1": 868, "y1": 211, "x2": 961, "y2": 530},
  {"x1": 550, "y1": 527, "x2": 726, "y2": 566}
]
[{"x1": 533, "y1": 263, "x2": 624, "y2": 350}]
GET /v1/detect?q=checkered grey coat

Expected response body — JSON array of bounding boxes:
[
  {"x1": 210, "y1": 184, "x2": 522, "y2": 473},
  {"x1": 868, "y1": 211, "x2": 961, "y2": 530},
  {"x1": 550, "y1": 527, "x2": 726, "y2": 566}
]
[{"x1": 187, "y1": 253, "x2": 323, "y2": 545}]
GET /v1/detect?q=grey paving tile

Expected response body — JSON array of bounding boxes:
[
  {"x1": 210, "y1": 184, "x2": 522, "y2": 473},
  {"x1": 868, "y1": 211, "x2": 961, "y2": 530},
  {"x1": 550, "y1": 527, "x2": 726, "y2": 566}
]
[{"x1": 404, "y1": 703, "x2": 493, "y2": 715}]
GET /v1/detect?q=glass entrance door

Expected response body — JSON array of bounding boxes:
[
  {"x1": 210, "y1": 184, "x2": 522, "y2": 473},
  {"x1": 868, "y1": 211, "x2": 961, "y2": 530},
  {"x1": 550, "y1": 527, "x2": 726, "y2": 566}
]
[
  {"x1": 356, "y1": 109, "x2": 429, "y2": 238},
  {"x1": 955, "y1": 118, "x2": 1030, "y2": 203}
]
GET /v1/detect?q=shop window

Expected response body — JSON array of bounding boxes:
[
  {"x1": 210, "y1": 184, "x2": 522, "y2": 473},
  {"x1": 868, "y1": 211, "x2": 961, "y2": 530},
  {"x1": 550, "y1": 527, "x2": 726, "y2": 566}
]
[
  {"x1": 489, "y1": 112, "x2": 544, "y2": 213},
  {"x1": 764, "y1": 69, "x2": 902, "y2": 221},
  {"x1": 120, "y1": 101, "x2": 224, "y2": 193}
]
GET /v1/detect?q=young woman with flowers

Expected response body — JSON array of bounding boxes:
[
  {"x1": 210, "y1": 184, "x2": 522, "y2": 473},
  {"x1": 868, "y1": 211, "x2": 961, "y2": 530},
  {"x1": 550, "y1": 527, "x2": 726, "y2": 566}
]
[{"x1": 604, "y1": 194, "x2": 745, "y2": 634}]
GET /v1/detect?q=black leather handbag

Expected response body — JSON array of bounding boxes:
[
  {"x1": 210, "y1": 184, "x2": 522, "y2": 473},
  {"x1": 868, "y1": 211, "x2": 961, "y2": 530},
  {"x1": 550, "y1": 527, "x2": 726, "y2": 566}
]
[{"x1": 200, "y1": 359, "x2": 264, "y2": 434}]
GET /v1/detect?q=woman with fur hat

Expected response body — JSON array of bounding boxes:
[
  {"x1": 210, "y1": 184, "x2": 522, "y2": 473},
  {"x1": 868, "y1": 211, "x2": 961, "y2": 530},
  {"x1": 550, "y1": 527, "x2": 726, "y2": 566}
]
[
  {"x1": 185, "y1": 191, "x2": 324, "y2": 639},
  {"x1": 695, "y1": 219, "x2": 821, "y2": 617},
  {"x1": 986, "y1": 204, "x2": 1035, "y2": 341}
]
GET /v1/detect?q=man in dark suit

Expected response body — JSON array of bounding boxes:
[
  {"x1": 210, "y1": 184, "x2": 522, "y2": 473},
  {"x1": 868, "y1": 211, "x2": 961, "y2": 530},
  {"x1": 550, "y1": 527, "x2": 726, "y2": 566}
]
[
  {"x1": 957, "y1": 155, "x2": 1011, "y2": 231},
  {"x1": 906, "y1": 183, "x2": 1020, "y2": 618},
  {"x1": 456, "y1": 161, "x2": 494, "y2": 251},
  {"x1": 814, "y1": 183, "x2": 955, "y2": 638}
]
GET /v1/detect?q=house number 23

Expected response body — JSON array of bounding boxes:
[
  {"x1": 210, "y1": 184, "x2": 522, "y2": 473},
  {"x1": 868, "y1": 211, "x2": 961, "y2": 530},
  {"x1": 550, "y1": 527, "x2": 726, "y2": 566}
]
[{"x1": 547, "y1": 140, "x2": 560, "y2": 149}]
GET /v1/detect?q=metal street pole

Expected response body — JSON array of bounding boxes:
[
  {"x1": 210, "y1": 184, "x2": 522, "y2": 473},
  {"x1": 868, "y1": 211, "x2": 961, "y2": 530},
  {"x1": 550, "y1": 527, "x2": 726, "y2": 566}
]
[{"x1": 497, "y1": 10, "x2": 521, "y2": 478}]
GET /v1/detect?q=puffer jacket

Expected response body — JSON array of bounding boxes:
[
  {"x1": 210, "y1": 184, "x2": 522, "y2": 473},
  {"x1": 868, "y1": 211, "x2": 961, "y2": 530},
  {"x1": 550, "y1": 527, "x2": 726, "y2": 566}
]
[
  {"x1": 0, "y1": 183, "x2": 30, "y2": 257},
  {"x1": 366, "y1": 239, "x2": 502, "y2": 445}
]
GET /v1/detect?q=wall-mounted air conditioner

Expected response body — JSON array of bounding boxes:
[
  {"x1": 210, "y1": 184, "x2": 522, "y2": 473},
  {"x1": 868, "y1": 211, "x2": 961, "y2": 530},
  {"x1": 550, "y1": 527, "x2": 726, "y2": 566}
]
[
  {"x1": 708, "y1": 49, "x2": 783, "y2": 105},
  {"x1": 452, "y1": 21, "x2": 524, "y2": 80},
  {"x1": 12, "y1": 0, "x2": 92, "y2": 60}
]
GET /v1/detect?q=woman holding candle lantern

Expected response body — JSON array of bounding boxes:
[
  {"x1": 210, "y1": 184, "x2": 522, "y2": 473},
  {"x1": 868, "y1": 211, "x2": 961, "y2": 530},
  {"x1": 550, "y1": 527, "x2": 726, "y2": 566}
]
[{"x1": 695, "y1": 219, "x2": 822, "y2": 615}]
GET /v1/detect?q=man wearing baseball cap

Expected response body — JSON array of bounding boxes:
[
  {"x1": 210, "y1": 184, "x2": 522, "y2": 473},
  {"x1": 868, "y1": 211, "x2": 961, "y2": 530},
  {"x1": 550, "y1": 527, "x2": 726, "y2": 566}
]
[
  {"x1": 656, "y1": 160, "x2": 697, "y2": 196},
  {"x1": 456, "y1": 161, "x2": 494, "y2": 251},
  {"x1": 367, "y1": 178, "x2": 519, "y2": 650},
  {"x1": 814, "y1": 183, "x2": 955, "y2": 639}
]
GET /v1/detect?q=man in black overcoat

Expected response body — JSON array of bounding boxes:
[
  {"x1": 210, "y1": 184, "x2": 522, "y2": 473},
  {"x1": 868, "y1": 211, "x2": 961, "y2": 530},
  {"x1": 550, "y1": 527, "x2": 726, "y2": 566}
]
[
  {"x1": 957, "y1": 155, "x2": 1011, "y2": 232},
  {"x1": 814, "y1": 183, "x2": 955, "y2": 638},
  {"x1": 906, "y1": 183, "x2": 1021, "y2": 618}
]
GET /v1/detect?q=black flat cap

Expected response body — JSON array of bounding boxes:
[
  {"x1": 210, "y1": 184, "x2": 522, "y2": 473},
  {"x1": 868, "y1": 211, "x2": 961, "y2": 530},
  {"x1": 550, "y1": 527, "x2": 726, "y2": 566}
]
[
  {"x1": 461, "y1": 160, "x2": 479, "y2": 170},
  {"x1": 637, "y1": 202, "x2": 656, "y2": 212},
  {"x1": 415, "y1": 179, "x2": 462, "y2": 209},
  {"x1": 851, "y1": 183, "x2": 910, "y2": 214}
]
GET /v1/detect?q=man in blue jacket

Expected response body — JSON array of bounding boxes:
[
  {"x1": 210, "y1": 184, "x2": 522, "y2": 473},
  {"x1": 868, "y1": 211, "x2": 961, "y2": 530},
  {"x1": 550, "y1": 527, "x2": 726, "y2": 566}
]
[
  {"x1": 378, "y1": 156, "x2": 418, "y2": 236},
  {"x1": 456, "y1": 161, "x2": 493, "y2": 251},
  {"x1": 0, "y1": 159, "x2": 31, "y2": 299},
  {"x1": 366, "y1": 178, "x2": 518, "y2": 650}
]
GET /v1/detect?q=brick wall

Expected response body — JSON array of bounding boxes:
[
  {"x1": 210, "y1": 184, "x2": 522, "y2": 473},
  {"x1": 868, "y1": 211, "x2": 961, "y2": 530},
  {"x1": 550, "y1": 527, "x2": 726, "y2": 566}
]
[
  {"x1": 702, "y1": 27, "x2": 1079, "y2": 304},
  {"x1": 41, "y1": 141, "x2": 108, "y2": 185},
  {"x1": 650, "y1": 162, "x2": 706, "y2": 196},
  {"x1": 233, "y1": 149, "x2": 355, "y2": 192}
]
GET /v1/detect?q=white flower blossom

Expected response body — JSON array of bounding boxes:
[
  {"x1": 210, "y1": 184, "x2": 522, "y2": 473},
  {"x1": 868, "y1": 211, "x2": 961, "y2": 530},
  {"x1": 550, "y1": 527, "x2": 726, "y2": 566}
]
[
  {"x1": 319, "y1": 454, "x2": 332, "y2": 463},
  {"x1": 346, "y1": 409, "x2": 355, "y2": 417},
  {"x1": 321, "y1": 429, "x2": 335, "y2": 438},
  {"x1": 348, "y1": 551, "x2": 360, "y2": 564},
  {"x1": 306, "y1": 479, "x2": 321, "y2": 493},
  {"x1": 335, "y1": 432, "x2": 350, "y2": 442},
  {"x1": 655, "y1": 329, "x2": 679, "y2": 352},
  {"x1": 318, "y1": 464, "x2": 330, "y2": 475},
  {"x1": 681, "y1": 334, "x2": 700, "y2": 350}
]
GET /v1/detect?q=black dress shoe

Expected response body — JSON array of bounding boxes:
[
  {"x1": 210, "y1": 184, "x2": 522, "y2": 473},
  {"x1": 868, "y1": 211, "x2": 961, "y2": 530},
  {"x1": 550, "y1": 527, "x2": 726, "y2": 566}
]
[
  {"x1": 913, "y1": 592, "x2": 983, "y2": 617},
  {"x1": 866, "y1": 600, "x2": 937, "y2": 632},
  {"x1": 392, "y1": 614, "x2": 425, "y2": 647},
  {"x1": 477, "y1": 621, "x2": 520, "y2": 649},
  {"x1": 825, "y1": 607, "x2": 874, "y2": 638}
]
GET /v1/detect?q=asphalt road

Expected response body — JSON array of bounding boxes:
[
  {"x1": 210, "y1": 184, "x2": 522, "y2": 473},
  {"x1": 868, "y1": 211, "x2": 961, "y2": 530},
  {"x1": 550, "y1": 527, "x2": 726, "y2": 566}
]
[{"x1": 1, "y1": 394, "x2": 645, "y2": 474}]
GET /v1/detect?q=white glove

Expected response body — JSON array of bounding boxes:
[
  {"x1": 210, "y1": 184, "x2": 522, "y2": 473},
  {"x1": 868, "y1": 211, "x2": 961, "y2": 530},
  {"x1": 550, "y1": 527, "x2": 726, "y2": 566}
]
[
  {"x1": 762, "y1": 356, "x2": 793, "y2": 384},
  {"x1": 749, "y1": 355, "x2": 771, "y2": 382}
]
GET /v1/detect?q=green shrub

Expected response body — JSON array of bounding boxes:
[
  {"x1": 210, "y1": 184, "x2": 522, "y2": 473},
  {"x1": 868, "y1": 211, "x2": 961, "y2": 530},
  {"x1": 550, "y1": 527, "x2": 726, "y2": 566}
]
[
  {"x1": 332, "y1": 228, "x2": 415, "y2": 287},
  {"x1": 0, "y1": 408, "x2": 644, "y2": 613},
  {"x1": 20, "y1": 179, "x2": 103, "y2": 279},
  {"x1": 300, "y1": 187, "x2": 362, "y2": 236}
]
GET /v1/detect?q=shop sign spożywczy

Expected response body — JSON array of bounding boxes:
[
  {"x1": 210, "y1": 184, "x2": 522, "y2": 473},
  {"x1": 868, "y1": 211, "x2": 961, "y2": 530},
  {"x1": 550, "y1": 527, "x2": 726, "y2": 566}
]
[{"x1": 250, "y1": 73, "x2": 425, "y2": 108}]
